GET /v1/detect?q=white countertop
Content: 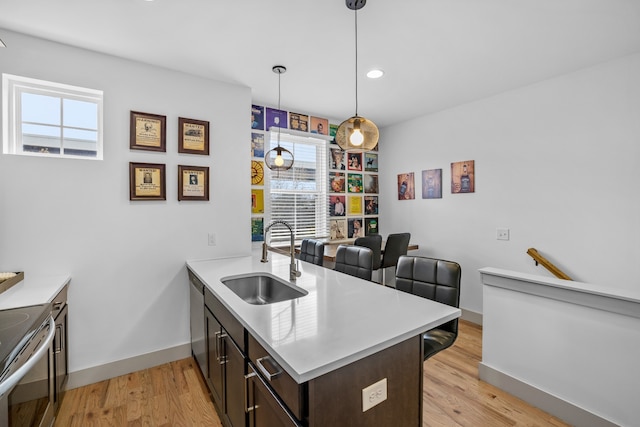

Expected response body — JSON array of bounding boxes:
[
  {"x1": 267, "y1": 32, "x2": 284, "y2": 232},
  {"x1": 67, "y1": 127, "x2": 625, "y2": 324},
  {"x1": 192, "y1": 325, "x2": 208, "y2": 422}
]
[
  {"x1": 0, "y1": 274, "x2": 70, "y2": 309},
  {"x1": 187, "y1": 249, "x2": 460, "y2": 383}
]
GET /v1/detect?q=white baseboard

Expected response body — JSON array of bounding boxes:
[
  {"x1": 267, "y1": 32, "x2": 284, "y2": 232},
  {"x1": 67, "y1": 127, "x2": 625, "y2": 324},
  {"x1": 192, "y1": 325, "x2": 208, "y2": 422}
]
[
  {"x1": 478, "y1": 363, "x2": 618, "y2": 427},
  {"x1": 66, "y1": 343, "x2": 191, "y2": 389},
  {"x1": 460, "y1": 308, "x2": 482, "y2": 325}
]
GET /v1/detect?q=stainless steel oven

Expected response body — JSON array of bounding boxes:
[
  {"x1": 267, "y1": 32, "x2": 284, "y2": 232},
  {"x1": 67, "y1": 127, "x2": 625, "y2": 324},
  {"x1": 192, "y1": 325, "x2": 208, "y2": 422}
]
[{"x1": 0, "y1": 304, "x2": 55, "y2": 427}]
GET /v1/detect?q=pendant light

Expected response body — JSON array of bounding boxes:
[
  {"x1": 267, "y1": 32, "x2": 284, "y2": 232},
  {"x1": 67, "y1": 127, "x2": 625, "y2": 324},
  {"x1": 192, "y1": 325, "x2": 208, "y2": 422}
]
[
  {"x1": 265, "y1": 65, "x2": 294, "y2": 172},
  {"x1": 335, "y1": 0, "x2": 379, "y2": 152}
]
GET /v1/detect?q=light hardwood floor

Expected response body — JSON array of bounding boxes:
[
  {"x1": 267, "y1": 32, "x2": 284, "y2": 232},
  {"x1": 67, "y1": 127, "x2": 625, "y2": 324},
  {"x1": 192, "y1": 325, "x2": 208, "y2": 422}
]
[{"x1": 55, "y1": 320, "x2": 571, "y2": 426}]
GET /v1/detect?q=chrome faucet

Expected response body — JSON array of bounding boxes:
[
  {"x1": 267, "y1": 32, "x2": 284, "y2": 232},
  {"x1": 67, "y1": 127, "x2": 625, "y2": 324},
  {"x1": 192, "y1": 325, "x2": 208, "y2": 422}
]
[{"x1": 261, "y1": 220, "x2": 301, "y2": 281}]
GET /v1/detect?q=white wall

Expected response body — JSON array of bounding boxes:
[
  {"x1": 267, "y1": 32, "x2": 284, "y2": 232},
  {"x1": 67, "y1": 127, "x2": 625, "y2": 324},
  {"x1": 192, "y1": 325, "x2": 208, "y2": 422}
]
[
  {"x1": 0, "y1": 30, "x2": 251, "y2": 373},
  {"x1": 379, "y1": 52, "x2": 640, "y2": 315}
]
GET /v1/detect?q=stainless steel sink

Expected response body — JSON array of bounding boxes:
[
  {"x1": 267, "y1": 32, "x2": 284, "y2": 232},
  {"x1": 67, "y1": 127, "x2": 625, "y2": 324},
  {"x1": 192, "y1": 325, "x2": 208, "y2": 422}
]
[{"x1": 221, "y1": 273, "x2": 308, "y2": 305}]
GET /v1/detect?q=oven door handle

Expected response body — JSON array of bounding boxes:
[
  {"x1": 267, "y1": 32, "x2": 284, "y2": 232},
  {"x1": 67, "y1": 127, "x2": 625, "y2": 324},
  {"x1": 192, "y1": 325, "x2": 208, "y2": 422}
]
[{"x1": 0, "y1": 316, "x2": 55, "y2": 398}]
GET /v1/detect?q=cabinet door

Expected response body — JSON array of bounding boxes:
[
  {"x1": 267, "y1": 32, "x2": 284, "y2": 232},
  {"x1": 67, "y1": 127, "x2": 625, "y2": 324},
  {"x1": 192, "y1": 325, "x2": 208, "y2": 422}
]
[
  {"x1": 54, "y1": 303, "x2": 68, "y2": 408},
  {"x1": 248, "y1": 365, "x2": 302, "y2": 427},
  {"x1": 224, "y1": 337, "x2": 246, "y2": 427},
  {"x1": 205, "y1": 307, "x2": 224, "y2": 407}
]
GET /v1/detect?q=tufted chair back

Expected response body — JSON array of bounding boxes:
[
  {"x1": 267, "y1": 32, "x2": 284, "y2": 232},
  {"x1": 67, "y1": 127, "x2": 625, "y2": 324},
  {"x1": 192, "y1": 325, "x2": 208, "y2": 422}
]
[
  {"x1": 354, "y1": 235, "x2": 382, "y2": 270},
  {"x1": 334, "y1": 245, "x2": 373, "y2": 281},
  {"x1": 298, "y1": 239, "x2": 325, "y2": 266},
  {"x1": 395, "y1": 255, "x2": 462, "y2": 359}
]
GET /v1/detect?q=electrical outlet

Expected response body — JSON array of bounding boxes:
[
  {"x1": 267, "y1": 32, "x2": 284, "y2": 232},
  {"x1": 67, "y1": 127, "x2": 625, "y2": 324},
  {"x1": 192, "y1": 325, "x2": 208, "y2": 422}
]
[
  {"x1": 208, "y1": 233, "x2": 216, "y2": 246},
  {"x1": 362, "y1": 378, "x2": 387, "y2": 412},
  {"x1": 497, "y1": 228, "x2": 510, "y2": 241}
]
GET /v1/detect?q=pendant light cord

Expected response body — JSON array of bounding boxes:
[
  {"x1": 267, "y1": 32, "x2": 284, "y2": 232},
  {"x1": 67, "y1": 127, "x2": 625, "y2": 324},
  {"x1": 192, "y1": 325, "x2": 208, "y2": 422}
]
[
  {"x1": 354, "y1": 7, "x2": 359, "y2": 117},
  {"x1": 277, "y1": 68, "x2": 282, "y2": 147}
]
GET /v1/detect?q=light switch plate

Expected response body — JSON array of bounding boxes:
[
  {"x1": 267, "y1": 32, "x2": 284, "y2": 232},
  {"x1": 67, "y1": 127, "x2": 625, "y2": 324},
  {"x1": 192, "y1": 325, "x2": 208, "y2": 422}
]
[{"x1": 362, "y1": 378, "x2": 387, "y2": 412}]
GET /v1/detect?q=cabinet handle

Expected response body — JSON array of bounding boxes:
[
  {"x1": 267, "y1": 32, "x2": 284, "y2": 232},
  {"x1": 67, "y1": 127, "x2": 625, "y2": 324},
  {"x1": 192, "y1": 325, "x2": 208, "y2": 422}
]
[
  {"x1": 256, "y1": 356, "x2": 282, "y2": 381},
  {"x1": 55, "y1": 324, "x2": 63, "y2": 353},
  {"x1": 215, "y1": 331, "x2": 228, "y2": 365},
  {"x1": 244, "y1": 370, "x2": 257, "y2": 413}
]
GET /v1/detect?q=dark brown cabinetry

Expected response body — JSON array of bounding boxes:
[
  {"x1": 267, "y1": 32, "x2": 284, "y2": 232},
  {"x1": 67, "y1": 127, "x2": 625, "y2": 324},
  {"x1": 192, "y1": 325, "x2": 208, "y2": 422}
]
[
  {"x1": 191, "y1": 268, "x2": 424, "y2": 427},
  {"x1": 246, "y1": 364, "x2": 301, "y2": 427},
  {"x1": 204, "y1": 286, "x2": 246, "y2": 427},
  {"x1": 52, "y1": 284, "x2": 69, "y2": 412}
]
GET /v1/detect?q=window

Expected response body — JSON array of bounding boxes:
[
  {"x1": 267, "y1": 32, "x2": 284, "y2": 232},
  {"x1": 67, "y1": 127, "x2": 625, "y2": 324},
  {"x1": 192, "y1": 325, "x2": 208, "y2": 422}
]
[
  {"x1": 2, "y1": 74, "x2": 103, "y2": 159},
  {"x1": 268, "y1": 131, "x2": 329, "y2": 245}
]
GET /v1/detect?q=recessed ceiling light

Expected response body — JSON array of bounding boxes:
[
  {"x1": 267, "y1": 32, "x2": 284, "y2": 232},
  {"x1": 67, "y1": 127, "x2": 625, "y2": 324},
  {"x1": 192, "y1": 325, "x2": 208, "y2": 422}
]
[{"x1": 367, "y1": 69, "x2": 384, "y2": 79}]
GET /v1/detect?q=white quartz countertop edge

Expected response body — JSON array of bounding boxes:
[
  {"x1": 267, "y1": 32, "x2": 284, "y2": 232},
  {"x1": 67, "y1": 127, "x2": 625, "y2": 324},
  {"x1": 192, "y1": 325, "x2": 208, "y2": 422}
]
[
  {"x1": 188, "y1": 250, "x2": 460, "y2": 383},
  {"x1": 0, "y1": 274, "x2": 70, "y2": 310}
]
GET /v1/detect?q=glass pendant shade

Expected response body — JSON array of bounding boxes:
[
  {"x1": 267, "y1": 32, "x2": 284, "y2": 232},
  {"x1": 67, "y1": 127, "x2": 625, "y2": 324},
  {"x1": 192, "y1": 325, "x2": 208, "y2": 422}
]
[
  {"x1": 265, "y1": 143, "x2": 294, "y2": 171},
  {"x1": 335, "y1": 115, "x2": 379, "y2": 152},
  {"x1": 337, "y1": 0, "x2": 379, "y2": 153}
]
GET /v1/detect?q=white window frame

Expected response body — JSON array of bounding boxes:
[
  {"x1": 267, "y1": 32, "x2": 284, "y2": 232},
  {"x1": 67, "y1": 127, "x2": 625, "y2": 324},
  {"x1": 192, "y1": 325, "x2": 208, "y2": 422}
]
[
  {"x1": 2, "y1": 73, "x2": 104, "y2": 160},
  {"x1": 266, "y1": 129, "x2": 331, "y2": 245}
]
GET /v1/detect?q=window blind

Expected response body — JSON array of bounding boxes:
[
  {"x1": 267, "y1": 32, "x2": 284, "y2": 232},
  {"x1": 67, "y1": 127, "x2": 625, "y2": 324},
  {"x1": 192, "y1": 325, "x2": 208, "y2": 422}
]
[{"x1": 267, "y1": 130, "x2": 328, "y2": 245}]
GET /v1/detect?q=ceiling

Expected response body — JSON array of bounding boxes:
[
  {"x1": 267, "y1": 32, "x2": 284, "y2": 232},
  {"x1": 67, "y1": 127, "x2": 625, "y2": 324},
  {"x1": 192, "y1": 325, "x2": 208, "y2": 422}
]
[{"x1": 1, "y1": 0, "x2": 639, "y2": 128}]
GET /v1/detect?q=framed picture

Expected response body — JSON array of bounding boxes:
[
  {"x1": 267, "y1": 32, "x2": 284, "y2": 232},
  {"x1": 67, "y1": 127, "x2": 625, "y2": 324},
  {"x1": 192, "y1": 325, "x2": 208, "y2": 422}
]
[
  {"x1": 348, "y1": 218, "x2": 364, "y2": 238},
  {"x1": 178, "y1": 165, "x2": 209, "y2": 201},
  {"x1": 398, "y1": 172, "x2": 415, "y2": 200},
  {"x1": 289, "y1": 112, "x2": 309, "y2": 132},
  {"x1": 422, "y1": 169, "x2": 443, "y2": 199},
  {"x1": 266, "y1": 107, "x2": 288, "y2": 130},
  {"x1": 365, "y1": 217, "x2": 379, "y2": 236},
  {"x1": 347, "y1": 152, "x2": 363, "y2": 171},
  {"x1": 451, "y1": 160, "x2": 475, "y2": 193},
  {"x1": 251, "y1": 105, "x2": 265, "y2": 130},
  {"x1": 364, "y1": 153, "x2": 378, "y2": 172},
  {"x1": 251, "y1": 189, "x2": 264, "y2": 214},
  {"x1": 251, "y1": 132, "x2": 265, "y2": 158},
  {"x1": 330, "y1": 195, "x2": 346, "y2": 217},
  {"x1": 364, "y1": 195, "x2": 378, "y2": 215},
  {"x1": 178, "y1": 117, "x2": 209, "y2": 155},
  {"x1": 330, "y1": 147, "x2": 346, "y2": 170},
  {"x1": 310, "y1": 116, "x2": 328, "y2": 135},
  {"x1": 348, "y1": 173, "x2": 363, "y2": 193},
  {"x1": 251, "y1": 217, "x2": 265, "y2": 242},
  {"x1": 129, "y1": 162, "x2": 166, "y2": 200},
  {"x1": 348, "y1": 195, "x2": 363, "y2": 215},
  {"x1": 329, "y1": 218, "x2": 347, "y2": 240},
  {"x1": 251, "y1": 160, "x2": 265, "y2": 185},
  {"x1": 130, "y1": 111, "x2": 166, "y2": 152},
  {"x1": 329, "y1": 172, "x2": 345, "y2": 193},
  {"x1": 364, "y1": 174, "x2": 379, "y2": 194}
]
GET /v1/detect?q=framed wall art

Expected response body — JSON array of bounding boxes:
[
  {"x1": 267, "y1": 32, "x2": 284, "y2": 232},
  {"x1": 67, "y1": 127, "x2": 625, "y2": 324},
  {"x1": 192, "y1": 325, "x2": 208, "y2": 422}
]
[
  {"x1": 178, "y1": 117, "x2": 210, "y2": 155},
  {"x1": 251, "y1": 160, "x2": 265, "y2": 186},
  {"x1": 130, "y1": 111, "x2": 166, "y2": 152},
  {"x1": 310, "y1": 116, "x2": 328, "y2": 135},
  {"x1": 129, "y1": 162, "x2": 166, "y2": 201},
  {"x1": 178, "y1": 165, "x2": 209, "y2": 201},
  {"x1": 451, "y1": 160, "x2": 475, "y2": 193},
  {"x1": 289, "y1": 112, "x2": 309, "y2": 132},
  {"x1": 398, "y1": 172, "x2": 415, "y2": 200},
  {"x1": 422, "y1": 169, "x2": 443, "y2": 199}
]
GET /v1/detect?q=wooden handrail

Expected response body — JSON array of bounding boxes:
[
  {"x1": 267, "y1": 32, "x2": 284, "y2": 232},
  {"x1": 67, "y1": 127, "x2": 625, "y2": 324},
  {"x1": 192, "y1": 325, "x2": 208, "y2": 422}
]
[{"x1": 526, "y1": 248, "x2": 572, "y2": 280}]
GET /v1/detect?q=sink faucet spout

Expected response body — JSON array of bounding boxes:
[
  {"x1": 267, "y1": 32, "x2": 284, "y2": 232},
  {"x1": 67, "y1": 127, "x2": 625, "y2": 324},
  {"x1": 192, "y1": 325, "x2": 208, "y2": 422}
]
[{"x1": 262, "y1": 220, "x2": 302, "y2": 281}]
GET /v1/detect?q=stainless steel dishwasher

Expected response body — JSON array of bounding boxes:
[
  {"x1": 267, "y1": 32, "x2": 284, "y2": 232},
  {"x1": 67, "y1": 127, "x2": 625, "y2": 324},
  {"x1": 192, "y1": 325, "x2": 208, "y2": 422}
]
[{"x1": 188, "y1": 270, "x2": 207, "y2": 377}]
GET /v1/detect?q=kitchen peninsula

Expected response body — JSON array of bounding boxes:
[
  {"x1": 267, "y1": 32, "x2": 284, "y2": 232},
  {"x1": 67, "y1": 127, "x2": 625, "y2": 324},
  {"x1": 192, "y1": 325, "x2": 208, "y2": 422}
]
[{"x1": 187, "y1": 249, "x2": 460, "y2": 427}]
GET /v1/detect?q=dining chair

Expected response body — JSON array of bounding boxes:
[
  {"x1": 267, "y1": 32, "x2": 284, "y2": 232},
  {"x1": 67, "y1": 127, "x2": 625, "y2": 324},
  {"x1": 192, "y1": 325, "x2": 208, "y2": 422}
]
[
  {"x1": 380, "y1": 232, "x2": 411, "y2": 285},
  {"x1": 298, "y1": 239, "x2": 325, "y2": 266},
  {"x1": 334, "y1": 245, "x2": 373, "y2": 281},
  {"x1": 354, "y1": 235, "x2": 382, "y2": 281},
  {"x1": 395, "y1": 255, "x2": 461, "y2": 360}
]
